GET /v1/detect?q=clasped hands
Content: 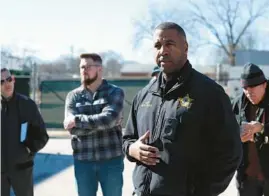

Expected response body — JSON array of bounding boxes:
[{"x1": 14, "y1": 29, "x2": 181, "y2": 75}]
[{"x1": 240, "y1": 121, "x2": 264, "y2": 143}]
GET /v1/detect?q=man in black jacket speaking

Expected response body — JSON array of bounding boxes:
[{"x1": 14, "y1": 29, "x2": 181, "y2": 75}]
[
  {"x1": 122, "y1": 22, "x2": 242, "y2": 196},
  {"x1": 1, "y1": 68, "x2": 49, "y2": 196}
]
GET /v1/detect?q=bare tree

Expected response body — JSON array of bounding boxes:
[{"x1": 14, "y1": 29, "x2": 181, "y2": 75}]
[
  {"x1": 188, "y1": 0, "x2": 269, "y2": 65},
  {"x1": 99, "y1": 50, "x2": 124, "y2": 77},
  {"x1": 132, "y1": 0, "x2": 269, "y2": 66},
  {"x1": 212, "y1": 31, "x2": 260, "y2": 64},
  {"x1": 1, "y1": 46, "x2": 22, "y2": 69},
  {"x1": 238, "y1": 32, "x2": 258, "y2": 50},
  {"x1": 103, "y1": 59, "x2": 123, "y2": 78},
  {"x1": 132, "y1": 2, "x2": 191, "y2": 49},
  {"x1": 39, "y1": 61, "x2": 69, "y2": 75},
  {"x1": 100, "y1": 50, "x2": 124, "y2": 64},
  {"x1": 1, "y1": 46, "x2": 40, "y2": 71}
]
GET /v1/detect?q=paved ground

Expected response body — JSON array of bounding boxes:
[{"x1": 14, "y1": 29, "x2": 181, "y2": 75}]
[{"x1": 31, "y1": 132, "x2": 238, "y2": 196}]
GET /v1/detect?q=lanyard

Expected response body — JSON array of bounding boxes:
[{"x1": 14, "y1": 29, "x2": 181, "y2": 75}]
[{"x1": 255, "y1": 108, "x2": 264, "y2": 122}]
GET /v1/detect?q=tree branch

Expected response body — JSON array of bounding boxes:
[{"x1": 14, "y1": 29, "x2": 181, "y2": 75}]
[
  {"x1": 190, "y1": 1, "x2": 230, "y2": 56},
  {"x1": 131, "y1": 0, "x2": 269, "y2": 65},
  {"x1": 234, "y1": 0, "x2": 269, "y2": 46}
]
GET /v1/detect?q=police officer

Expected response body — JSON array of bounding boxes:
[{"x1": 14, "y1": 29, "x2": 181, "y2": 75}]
[{"x1": 123, "y1": 22, "x2": 242, "y2": 196}]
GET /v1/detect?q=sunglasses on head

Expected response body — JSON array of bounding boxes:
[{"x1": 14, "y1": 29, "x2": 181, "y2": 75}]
[{"x1": 1, "y1": 76, "x2": 12, "y2": 85}]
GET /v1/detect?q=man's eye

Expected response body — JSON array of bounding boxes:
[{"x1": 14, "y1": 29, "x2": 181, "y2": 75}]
[
  {"x1": 166, "y1": 42, "x2": 173, "y2": 46},
  {"x1": 154, "y1": 44, "x2": 161, "y2": 49}
]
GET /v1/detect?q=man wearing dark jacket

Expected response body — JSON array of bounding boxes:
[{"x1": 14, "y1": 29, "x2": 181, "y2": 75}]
[
  {"x1": 232, "y1": 63, "x2": 269, "y2": 196},
  {"x1": 122, "y1": 22, "x2": 242, "y2": 196},
  {"x1": 1, "y1": 68, "x2": 49, "y2": 196}
]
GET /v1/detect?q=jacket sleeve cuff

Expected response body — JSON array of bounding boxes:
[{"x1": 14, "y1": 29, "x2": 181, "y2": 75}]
[{"x1": 125, "y1": 143, "x2": 137, "y2": 162}]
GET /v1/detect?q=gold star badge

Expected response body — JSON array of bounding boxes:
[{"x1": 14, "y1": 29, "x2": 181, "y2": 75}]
[{"x1": 178, "y1": 94, "x2": 193, "y2": 109}]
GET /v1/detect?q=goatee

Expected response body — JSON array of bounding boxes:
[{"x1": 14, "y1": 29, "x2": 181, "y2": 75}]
[{"x1": 82, "y1": 73, "x2": 98, "y2": 86}]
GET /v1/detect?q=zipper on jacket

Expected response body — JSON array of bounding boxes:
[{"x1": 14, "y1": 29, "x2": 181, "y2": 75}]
[
  {"x1": 1, "y1": 102, "x2": 8, "y2": 171},
  {"x1": 142, "y1": 170, "x2": 152, "y2": 194},
  {"x1": 143, "y1": 96, "x2": 165, "y2": 194},
  {"x1": 151, "y1": 96, "x2": 165, "y2": 142}
]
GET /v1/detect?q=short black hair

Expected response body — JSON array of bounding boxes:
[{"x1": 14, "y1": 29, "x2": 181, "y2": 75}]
[
  {"x1": 155, "y1": 22, "x2": 186, "y2": 38},
  {"x1": 1, "y1": 68, "x2": 10, "y2": 73},
  {"x1": 80, "y1": 53, "x2": 102, "y2": 64}
]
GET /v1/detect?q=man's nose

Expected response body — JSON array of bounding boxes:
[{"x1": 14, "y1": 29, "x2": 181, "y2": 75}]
[{"x1": 159, "y1": 45, "x2": 168, "y2": 55}]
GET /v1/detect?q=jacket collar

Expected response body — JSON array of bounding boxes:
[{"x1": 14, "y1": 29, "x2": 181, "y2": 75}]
[
  {"x1": 149, "y1": 60, "x2": 193, "y2": 96},
  {"x1": 1, "y1": 92, "x2": 16, "y2": 103}
]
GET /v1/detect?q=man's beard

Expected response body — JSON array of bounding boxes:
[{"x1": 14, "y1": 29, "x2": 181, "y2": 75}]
[{"x1": 82, "y1": 73, "x2": 98, "y2": 86}]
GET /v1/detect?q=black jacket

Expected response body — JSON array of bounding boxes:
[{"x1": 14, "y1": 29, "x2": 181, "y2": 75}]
[
  {"x1": 232, "y1": 81, "x2": 269, "y2": 183},
  {"x1": 123, "y1": 62, "x2": 242, "y2": 196},
  {"x1": 1, "y1": 93, "x2": 49, "y2": 172}
]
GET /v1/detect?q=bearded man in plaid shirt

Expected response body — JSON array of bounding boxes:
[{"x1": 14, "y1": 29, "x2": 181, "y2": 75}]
[{"x1": 64, "y1": 53, "x2": 125, "y2": 196}]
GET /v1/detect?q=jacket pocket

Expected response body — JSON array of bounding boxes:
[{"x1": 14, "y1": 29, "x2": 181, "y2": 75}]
[
  {"x1": 150, "y1": 163, "x2": 188, "y2": 195},
  {"x1": 161, "y1": 118, "x2": 178, "y2": 141},
  {"x1": 132, "y1": 164, "x2": 149, "y2": 193},
  {"x1": 14, "y1": 142, "x2": 33, "y2": 166}
]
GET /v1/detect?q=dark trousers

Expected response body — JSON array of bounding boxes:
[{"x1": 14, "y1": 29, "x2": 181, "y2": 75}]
[
  {"x1": 239, "y1": 177, "x2": 269, "y2": 196},
  {"x1": 1, "y1": 167, "x2": 33, "y2": 196}
]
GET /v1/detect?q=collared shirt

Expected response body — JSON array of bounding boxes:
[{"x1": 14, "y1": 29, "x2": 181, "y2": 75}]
[{"x1": 65, "y1": 79, "x2": 124, "y2": 161}]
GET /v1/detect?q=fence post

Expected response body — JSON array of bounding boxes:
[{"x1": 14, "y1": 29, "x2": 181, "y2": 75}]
[
  {"x1": 31, "y1": 62, "x2": 38, "y2": 102},
  {"x1": 216, "y1": 63, "x2": 222, "y2": 84}
]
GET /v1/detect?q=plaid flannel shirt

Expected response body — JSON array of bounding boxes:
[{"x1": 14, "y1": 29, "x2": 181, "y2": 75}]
[{"x1": 64, "y1": 79, "x2": 124, "y2": 161}]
